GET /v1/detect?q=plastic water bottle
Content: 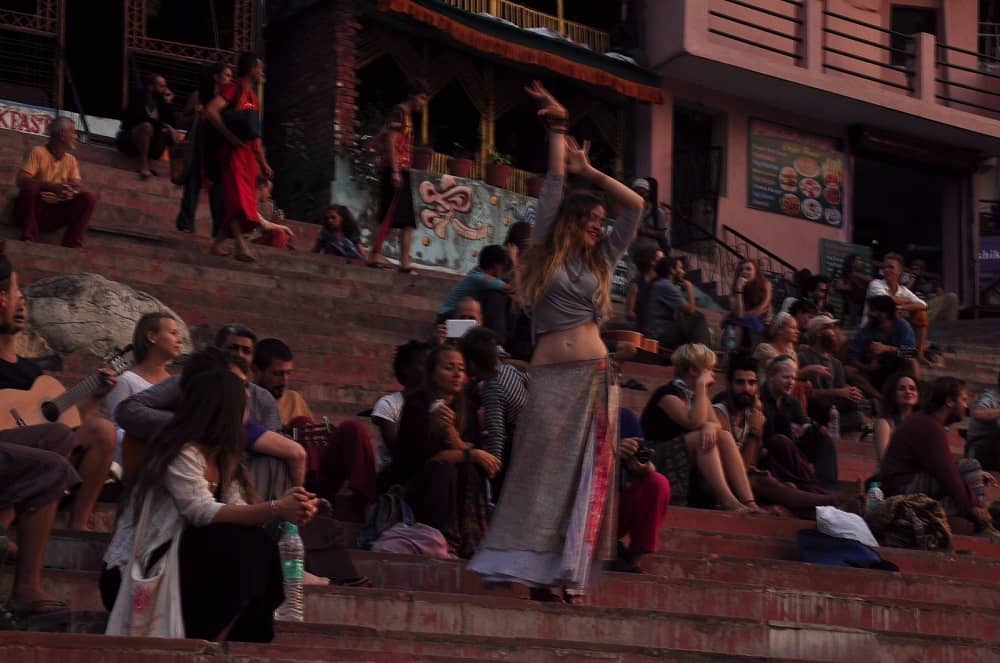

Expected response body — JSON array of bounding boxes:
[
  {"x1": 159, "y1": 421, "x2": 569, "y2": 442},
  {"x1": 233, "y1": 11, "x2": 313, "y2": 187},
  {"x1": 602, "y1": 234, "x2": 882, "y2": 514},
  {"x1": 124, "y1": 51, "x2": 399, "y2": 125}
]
[
  {"x1": 722, "y1": 324, "x2": 737, "y2": 352},
  {"x1": 866, "y1": 481, "x2": 884, "y2": 515},
  {"x1": 828, "y1": 404, "x2": 840, "y2": 442},
  {"x1": 275, "y1": 522, "x2": 305, "y2": 622}
]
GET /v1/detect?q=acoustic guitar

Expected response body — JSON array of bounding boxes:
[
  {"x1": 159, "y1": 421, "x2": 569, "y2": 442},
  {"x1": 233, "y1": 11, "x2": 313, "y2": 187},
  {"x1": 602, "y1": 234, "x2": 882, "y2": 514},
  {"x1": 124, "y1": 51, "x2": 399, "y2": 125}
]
[{"x1": 0, "y1": 345, "x2": 134, "y2": 431}]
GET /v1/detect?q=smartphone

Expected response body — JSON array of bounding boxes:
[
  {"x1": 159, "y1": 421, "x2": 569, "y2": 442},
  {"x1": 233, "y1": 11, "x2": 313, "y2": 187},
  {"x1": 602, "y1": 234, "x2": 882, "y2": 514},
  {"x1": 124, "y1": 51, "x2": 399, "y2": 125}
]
[{"x1": 446, "y1": 319, "x2": 477, "y2": 339}]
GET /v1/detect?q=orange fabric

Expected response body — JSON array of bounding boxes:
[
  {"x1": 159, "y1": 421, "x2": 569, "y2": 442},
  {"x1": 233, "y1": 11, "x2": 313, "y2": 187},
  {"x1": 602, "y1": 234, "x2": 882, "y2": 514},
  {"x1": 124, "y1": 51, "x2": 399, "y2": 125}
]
[{"x1": 378, "y1": 0, "x2": 663, "y2": 104}]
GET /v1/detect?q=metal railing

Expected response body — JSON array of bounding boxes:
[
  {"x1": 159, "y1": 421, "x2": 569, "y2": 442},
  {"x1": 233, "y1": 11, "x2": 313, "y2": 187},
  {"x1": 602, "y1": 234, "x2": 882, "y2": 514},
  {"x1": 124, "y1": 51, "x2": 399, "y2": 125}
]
[
  {"x1": 721, "y1": 224, "x2": 800, "y2": 303},
  {"x1": 708, "y1": 0, "x2": 803, "y2": 62},
  {"x1": 980, "y1": 22, "x2": 1000, "y2": 66},
  {"x1": 440, "y1": 0, "x2": 610, "y2": 52},
  {"x1": 935, "y1": 41, "x2": 1000, "y2": 116},
  {"x1": 822, "y1": 10, "x2": 913, "y2": 91},
  {"x1": 426, "y1": 150, "x2": 534, "y2": 195},
  {"x1": 674, "y1": 220, "x2": 744, "y2": 303}
]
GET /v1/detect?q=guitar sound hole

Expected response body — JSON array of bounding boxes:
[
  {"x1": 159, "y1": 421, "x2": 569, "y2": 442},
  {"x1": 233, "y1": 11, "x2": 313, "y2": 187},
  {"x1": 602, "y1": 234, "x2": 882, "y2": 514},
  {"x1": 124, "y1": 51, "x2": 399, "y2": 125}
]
[{"x1": 41, "y1": 401, "x2": 60, "y2": 423}]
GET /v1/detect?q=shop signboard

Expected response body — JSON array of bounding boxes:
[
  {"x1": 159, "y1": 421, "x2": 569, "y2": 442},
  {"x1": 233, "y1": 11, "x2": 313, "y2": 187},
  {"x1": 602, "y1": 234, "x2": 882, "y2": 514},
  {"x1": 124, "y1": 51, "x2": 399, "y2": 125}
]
[
  {"x1": 980, "y1": 236, "x2": 1000, "y2": 282},
  {"x1": 748, "y1": 118, "x2": 845, "y2": 228}
]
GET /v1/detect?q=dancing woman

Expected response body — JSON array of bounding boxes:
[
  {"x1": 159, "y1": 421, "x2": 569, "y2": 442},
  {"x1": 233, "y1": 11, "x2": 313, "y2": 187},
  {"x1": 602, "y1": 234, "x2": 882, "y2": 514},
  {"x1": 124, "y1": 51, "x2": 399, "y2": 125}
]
[{"x1": 468, "y1": 81, "x2": 643, "y2": 601}]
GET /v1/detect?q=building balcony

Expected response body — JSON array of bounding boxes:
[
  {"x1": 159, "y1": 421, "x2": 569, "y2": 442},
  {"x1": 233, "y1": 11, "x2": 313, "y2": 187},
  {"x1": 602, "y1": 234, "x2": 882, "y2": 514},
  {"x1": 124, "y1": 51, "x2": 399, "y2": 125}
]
[
  {"x1": 439, "y1": 0, "x2": 610, "y2": 53},
  {"x1": 647, "y1": 0, "x2": 1000, "y2": 153}
]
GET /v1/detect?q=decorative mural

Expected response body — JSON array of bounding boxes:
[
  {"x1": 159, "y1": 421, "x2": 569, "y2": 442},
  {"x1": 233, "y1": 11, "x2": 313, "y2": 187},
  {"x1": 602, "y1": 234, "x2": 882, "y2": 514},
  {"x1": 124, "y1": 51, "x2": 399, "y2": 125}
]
[{"x1": 408, "y1": 171, "x2": 537, "y2": 273}]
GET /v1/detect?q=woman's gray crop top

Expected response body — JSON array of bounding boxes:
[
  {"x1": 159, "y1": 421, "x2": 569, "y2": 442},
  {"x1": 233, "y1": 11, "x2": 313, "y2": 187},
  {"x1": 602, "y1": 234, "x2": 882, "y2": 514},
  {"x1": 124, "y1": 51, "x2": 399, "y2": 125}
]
[{"x1": 531, "y1": 174, "x2": 640, "y2": 336}]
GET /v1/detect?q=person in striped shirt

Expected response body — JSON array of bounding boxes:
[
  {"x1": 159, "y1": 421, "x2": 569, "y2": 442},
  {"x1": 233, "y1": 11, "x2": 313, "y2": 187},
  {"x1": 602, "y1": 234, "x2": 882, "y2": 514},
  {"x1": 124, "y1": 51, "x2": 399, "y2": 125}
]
[{"x1": 459, "y1": 327, "x2": 528, "y2": 497}]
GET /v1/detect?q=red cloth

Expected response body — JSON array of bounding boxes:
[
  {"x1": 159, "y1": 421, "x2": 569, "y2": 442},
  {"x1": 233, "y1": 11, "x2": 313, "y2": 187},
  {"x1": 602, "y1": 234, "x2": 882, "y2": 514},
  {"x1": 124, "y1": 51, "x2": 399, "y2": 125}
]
[
  {"x1": 14, "y1": 181, "x2": 95, "y2": 247},
  {"x1": 618, "y1": 471, "x2": 671, "y2": 554},
  {"x1": 219, "y1": 81, "x2": 261, "y2": 237},
  {"x1": 288, "y1": 417, "x2": 376, "y2": 505},
  {"x1": 251, "y1": 228, "x2": 288, "y2": 249},
  {"x1": 881, "y1": 412, "x2": 974, "y2": 517}
]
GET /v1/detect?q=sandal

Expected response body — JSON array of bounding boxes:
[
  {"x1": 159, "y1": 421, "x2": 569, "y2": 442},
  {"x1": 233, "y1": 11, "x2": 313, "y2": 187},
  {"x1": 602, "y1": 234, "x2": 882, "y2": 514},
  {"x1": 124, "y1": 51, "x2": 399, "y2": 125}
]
[
  {"x1": 235, "y1": 251, "x2": 257, "y2": 263},
  {"x1": 397, "y1": 266, "x2": 417, "y2": 275},
  {"x1": 528, "y1": 587, "x2": 565, "y2": 603},
  {"x1": 9, "y1": 599, "x2": 71, "y2": 630}
]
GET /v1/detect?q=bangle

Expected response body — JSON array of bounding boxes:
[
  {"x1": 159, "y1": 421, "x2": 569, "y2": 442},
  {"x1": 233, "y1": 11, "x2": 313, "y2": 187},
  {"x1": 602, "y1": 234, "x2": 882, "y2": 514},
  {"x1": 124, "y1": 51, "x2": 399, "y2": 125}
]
[{"x1": 548, "y1": 126, "x2": 568, "y2": 135}]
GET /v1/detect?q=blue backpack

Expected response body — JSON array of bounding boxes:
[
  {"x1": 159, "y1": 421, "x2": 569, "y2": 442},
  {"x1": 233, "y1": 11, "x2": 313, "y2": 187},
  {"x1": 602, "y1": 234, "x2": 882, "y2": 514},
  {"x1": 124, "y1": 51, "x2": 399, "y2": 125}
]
[{"x1": 797, "y1": 529, "x2": 899, "y2": 571}]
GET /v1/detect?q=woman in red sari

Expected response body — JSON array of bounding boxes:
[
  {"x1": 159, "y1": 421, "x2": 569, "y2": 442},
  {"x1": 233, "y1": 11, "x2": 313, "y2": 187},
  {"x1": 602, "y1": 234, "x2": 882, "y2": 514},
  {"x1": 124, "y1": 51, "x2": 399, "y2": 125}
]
[{"x1": 205, "y1": 53, "x2": 291, "y2": 262}]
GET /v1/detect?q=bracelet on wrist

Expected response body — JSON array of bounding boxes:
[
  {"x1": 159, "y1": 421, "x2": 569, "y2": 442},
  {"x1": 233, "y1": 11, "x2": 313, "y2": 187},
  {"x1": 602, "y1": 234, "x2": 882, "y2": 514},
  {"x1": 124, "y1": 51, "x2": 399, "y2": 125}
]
[{"x1": 269, "y1": 499, "x2": 277, "y2": 517}]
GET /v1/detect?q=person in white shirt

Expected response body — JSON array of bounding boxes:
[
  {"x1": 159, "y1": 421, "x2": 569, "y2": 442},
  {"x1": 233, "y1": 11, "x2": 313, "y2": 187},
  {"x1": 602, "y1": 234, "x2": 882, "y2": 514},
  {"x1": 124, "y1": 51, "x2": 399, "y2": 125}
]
[
  {"x1": 864, "y1": 252, "x2": 929, "y2": 362},
  {"x1": 372, "y1": 339, "x2": 431, "y2": 474},
  {"x1": 105, "y1": 312, "x2": 183, "y2": 465}
]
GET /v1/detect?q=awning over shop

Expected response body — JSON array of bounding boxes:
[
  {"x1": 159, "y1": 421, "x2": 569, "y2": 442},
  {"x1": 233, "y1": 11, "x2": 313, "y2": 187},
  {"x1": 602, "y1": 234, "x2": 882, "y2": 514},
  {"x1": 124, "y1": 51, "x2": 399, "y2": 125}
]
[{"x1": 376, "y1": 0, "x2": 663, "y2": 104}]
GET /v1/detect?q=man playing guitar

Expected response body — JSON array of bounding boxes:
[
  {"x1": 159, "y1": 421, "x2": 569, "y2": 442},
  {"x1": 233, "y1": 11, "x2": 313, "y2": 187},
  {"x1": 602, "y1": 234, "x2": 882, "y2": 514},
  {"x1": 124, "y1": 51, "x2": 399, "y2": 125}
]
[{"x1": 0, "y1": 253, "x2": 117, "y2": 531}]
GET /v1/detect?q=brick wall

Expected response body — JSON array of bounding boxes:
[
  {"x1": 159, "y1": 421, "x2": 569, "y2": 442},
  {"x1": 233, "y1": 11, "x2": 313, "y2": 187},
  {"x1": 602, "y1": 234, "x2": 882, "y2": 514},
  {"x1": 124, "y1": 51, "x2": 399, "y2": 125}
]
[{"x1": 263, "y1": 0, "x2": 360, "y2": 224}]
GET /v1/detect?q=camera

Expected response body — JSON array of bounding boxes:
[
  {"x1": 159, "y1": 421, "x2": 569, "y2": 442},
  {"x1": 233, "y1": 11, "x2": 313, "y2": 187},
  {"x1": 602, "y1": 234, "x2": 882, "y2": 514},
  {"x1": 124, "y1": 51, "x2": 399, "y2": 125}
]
[{"x1": 634, "y1": 446, "x2": 653, "y2": 465}]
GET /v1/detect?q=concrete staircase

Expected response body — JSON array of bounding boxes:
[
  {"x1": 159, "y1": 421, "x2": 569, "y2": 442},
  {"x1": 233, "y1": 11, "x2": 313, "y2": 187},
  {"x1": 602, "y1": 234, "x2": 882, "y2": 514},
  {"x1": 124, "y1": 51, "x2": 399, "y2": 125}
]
[{"x1": 2, "y1": 127, "x2": 1000, "y2": 661}]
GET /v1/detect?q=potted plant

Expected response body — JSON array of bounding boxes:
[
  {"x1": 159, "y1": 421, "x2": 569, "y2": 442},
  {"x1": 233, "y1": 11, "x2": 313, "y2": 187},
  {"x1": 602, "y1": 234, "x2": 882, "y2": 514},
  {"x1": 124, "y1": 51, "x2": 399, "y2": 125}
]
[
  {"x1": 447, "y1": 142, "x2": 474, "y2": 178},
  {"x1": 526, "y1": 173, "x2": 545, "y2": 198},
  {"x1": 412, "y1": 143, "x2": 434, "y2": 171},
  {"x1": 485, "y1": 145, "x2": 513, "y2": 189}
]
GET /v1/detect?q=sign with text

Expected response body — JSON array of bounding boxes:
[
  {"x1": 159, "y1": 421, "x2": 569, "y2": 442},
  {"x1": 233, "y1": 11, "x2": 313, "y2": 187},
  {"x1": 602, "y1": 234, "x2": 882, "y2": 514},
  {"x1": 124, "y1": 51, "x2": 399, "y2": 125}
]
[
  {"x1": 980, "y1": 235, "x2": 1000, "y2": 282},
  {"x1": 748, "y1": 118, "x2": 845, "y2": 227},
  {"x1": 0, "y1": 100, "x2": 55, "y2": 136}
]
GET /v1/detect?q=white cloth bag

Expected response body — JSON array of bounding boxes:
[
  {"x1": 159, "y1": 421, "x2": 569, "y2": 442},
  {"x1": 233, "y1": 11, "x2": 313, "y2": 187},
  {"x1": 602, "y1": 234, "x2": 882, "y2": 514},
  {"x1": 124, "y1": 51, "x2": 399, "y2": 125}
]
[{"x1": 105, "y1": 496, "x2": 185, "y2": 638}]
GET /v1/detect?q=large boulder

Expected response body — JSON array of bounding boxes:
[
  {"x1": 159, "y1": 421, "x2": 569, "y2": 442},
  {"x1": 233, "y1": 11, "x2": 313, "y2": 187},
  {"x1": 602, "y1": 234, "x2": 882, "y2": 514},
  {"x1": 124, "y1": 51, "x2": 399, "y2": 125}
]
[{"x1": 21, "y1": 273, "x2": 192, "y2": 360}]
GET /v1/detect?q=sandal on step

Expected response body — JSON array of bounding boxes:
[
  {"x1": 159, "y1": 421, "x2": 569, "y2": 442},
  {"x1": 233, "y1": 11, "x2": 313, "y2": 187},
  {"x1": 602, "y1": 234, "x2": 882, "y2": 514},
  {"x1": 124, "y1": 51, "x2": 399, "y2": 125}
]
[
  {"x1": 235, "y1": 251, "x2": 257, "y2": 263},
  {"x1": 397, "y1": 266, "x2": 417, "y2": 274},
  {"x1": 9, "y1": 599, "x2": 71, "y2": 629},
  {"x1": 528, "y1": 587, "x2": 565, "y2": 603}
]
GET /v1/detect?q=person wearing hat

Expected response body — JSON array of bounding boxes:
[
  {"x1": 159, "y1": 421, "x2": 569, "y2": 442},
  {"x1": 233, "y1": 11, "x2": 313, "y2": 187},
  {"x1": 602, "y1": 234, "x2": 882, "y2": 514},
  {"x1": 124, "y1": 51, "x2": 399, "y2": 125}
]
[
  {"x1": 797, "y1": 314, "x2": 865, "y2": 429},
  {"x1": 629, "y1": 177, "x2": 670, "y2": 256}
]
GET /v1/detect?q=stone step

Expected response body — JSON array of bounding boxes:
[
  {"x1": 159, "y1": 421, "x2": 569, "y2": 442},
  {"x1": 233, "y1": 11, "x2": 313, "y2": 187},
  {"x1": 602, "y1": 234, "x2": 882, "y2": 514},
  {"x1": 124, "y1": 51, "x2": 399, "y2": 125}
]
[
  {"x1": 32, "y1": 569, "x2": 999, "y2": 661},
  {"x1": 0, "y1": 628, "x2": 812, "y2": 663}
]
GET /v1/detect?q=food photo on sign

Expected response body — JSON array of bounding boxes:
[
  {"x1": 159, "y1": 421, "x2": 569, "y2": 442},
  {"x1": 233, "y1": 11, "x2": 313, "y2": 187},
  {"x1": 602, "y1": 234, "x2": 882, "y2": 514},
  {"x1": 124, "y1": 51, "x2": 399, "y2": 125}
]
[{"x1": 747, "y1": 118, "x2": 845, "y2": 228}]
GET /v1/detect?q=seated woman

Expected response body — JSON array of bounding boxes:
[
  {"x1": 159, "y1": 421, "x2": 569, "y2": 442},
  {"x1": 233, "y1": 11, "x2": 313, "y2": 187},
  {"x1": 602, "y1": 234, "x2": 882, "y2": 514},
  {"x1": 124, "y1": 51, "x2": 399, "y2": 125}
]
[
  {"x1": 105, "y1": 312, "x2": 183, "y2": 468},
  {"x1": 313, "y1": 204, "x2": 364, "y2": 259},
  {"x1": 101, "y1": 367, "x2": 317, "y2": 642},
  {"x1": 382, "y1": 344, "x2": 501, "y2": 558},
  {"x1": 640, "y1": 343, "x2": 763, "y2": 513},
  {"x1": 752, "y1": 313, "x2": 830, "y2": 408},
  {"x1": 727, "y1": 259, "x2": 772, "y2": 346},
  {"x1": 761, "y1": 355, "x2": 839, "y2": 488},
  {"x1": 873, "y1": 372, "x2": 920, "y2": 465}
]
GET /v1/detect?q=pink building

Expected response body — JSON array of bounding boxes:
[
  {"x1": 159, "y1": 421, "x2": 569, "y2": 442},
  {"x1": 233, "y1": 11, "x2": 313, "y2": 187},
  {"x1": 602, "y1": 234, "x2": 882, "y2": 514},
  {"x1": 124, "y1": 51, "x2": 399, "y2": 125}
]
[{"x1": 636, "y1": 0, "x2": 1000, "y2": 305}]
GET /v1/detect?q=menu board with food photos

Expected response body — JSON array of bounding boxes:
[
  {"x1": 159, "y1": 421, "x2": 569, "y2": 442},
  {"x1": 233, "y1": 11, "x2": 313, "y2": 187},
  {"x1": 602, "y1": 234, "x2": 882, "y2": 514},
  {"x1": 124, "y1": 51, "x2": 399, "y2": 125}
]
[{"x1": 747, "y1": 118, "x2": 845, "y2": 227}]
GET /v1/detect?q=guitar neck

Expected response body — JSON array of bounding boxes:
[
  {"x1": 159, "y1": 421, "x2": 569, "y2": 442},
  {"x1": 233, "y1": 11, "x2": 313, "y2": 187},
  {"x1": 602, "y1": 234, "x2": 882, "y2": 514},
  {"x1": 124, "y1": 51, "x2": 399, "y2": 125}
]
[{"x1": 52, "y1": 374, "x2": 103, "y2": 415}]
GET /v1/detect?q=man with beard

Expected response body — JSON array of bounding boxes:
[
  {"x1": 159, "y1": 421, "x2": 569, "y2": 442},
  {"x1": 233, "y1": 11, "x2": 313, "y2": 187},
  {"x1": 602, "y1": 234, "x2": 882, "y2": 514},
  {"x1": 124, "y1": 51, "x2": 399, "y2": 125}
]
[
  {"x1": 641, "y1": 256, "x2": 710, "y2": 349},
  {"x1": 797, "y1": 315, "x2": 864, "y2": 427},
  {"x1": 881, "y1": 377, "x2": 994, "y2": 532},
  {"x1": 252, "y1": 337, "x2": 375, "y2": 519},
  {"x1": 713, "y1": 352, "x2": 842, "y2": 518},
  {"x1": 252, "y1": 338, "x2": 312, "y2": 427}
]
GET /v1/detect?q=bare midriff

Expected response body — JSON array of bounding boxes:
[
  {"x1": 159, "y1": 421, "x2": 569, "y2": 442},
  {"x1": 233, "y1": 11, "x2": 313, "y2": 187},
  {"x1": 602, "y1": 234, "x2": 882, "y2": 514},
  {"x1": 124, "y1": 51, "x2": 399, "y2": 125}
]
[{"x1": 531, "y1": 321, "x2": 607, "y2": 366}]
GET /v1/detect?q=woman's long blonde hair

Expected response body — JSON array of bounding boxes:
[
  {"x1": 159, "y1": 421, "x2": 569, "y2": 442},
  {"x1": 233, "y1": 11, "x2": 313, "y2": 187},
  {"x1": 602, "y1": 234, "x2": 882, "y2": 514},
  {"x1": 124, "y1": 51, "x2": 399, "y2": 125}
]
[{"x1": 519, "y1": 192, "x2": 612, "y2": 321}]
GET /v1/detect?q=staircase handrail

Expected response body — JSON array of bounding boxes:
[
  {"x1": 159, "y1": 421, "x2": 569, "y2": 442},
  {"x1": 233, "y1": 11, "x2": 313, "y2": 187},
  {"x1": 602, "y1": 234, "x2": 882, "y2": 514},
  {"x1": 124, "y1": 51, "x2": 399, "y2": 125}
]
[{"x1": 721, "y1": 224, "x2": 798, "y2": 275}]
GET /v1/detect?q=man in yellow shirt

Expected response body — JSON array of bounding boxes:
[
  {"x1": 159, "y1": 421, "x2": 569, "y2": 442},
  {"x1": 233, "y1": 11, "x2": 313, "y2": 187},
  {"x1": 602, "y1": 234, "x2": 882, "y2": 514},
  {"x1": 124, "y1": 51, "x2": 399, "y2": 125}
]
[
  {"x1": 14, "y1": 117, "x2": 96, "y2": 248},
  {"x1": 252, "y1": 337, "x2": 314, "y2": 427}
]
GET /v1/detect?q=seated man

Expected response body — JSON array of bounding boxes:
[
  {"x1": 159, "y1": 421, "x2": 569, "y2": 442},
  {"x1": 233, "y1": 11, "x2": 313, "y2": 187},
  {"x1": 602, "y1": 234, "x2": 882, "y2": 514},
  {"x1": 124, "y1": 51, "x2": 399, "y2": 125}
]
[
  {"x1": 0, "y1": 255, "x2": 115, "y2": 530},
  {"x1": 14, "y1": 117, "x2": 96, "y2": 248},
  {"x1": 788, "y1": 299, "x2": 818, "y2": 340},
  {"x1": 640, "y1": 257, "x2": 710, "y2": 349},
  {"x1": 797, "y1": 315, "x2": 864, "y2": 428},
  {"x1": 372, "y1": 340, "x2": 432, "y2": 475},
  {"x1": 803, "y1": 274, "x2": 834, "y2": 316},
  {"x1": 0, "y1": 440, "x2": 79, "y2": 626},
  {"x1": 438, "y1": 245, "x2": 511, "y2": 322},
  {"x1": 881, "y1": 377, "x2": 994, "y2": 534},
  {"x1": 761, "y1": 355, "x2": 838, "y2": 487},
  {"x1": 968, "y1": 371, "x2": 1000, "y2": 471},
  {"x1": 714, "y1": 353, "x2": 841, "y2": 518},
  {"x1": 115, "y1": 324, "x2": 306, "y2": 499},
  {"x1": 849, "y1": 295, "x2": 920, "y2": 392},
  {"x1": 865, "y1": 253, "x2": 930, "y2": 362},
  {"x1": 116, "y1": 73, "x2": 177, "y2": 179},
  {"x1": 908, "y1": 259, "x2": 960, "y2": 324},
  {"x1": 251, "y1": 337, "x2": 375, "y2": 516}
]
